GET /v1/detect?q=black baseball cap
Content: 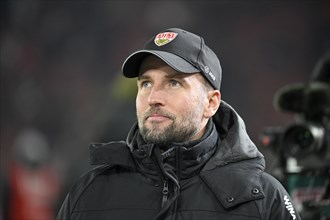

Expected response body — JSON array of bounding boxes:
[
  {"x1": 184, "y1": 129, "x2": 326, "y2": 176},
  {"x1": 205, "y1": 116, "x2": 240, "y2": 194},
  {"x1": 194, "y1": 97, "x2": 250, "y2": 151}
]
[{"x1": 122, "y1": 28, "x2": 222, "y2": 90}]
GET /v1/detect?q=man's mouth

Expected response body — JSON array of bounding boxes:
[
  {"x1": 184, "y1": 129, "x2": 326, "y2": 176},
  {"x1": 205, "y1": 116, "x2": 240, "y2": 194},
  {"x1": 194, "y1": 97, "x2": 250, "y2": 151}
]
[
  {"x1": 146, "y1": 113, "x2": 171, "y2": 123},
  {"x1": 144, "y1": 108, "x2": 175, "y2": 123}
]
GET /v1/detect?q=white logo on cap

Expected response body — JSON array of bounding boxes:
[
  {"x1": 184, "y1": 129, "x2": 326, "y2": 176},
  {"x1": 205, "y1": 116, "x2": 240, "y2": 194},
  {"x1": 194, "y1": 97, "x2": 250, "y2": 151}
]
[
  {"x1": 154, "y1": 32, "x2": 178, "y2": 46},
  {"x1": 204, "y1": 66, "x2": 216, "y2": 81}
]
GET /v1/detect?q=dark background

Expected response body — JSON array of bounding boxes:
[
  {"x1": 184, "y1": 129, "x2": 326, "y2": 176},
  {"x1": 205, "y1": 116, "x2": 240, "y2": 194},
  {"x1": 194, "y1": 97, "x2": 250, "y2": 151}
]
[{"x1": 1, "y1": 0, "x2": 329, "y2": 218}]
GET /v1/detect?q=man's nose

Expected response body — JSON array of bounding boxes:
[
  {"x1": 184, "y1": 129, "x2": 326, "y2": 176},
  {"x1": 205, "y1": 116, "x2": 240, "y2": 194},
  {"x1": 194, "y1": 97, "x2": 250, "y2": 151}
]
[{"x1": 147, "y1": 86, "x2": 165, "y2": 107}]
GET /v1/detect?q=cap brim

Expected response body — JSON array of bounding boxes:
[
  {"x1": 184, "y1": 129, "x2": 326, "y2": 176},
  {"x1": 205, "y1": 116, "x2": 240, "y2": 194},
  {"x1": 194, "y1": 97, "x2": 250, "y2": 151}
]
[{"x1": 122, "y1": 50, "x2": 200, "y2": 78}]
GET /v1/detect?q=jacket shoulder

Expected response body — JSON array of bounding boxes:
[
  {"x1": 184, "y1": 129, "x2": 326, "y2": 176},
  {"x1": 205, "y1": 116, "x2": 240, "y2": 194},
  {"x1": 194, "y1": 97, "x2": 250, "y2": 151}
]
[
  {"x1": 57, "y1": 141, "x2": 136, "y2": 219},
  {"x1": 257, "y1": 172, "x2": 301, "y2": 220},
  {"x1": 200, "y1": 161, "x2": 300, "y2": 220},
  {"x1": 71, "y1": 165, "x2": 113, "y2": 203},
  {"x1": 200, "y1": 158, "x2": 265, "y2": 209},
  {"x1": 70, "y1": 139, "x2": 137, "y2": 210},
  {"x1": 56, "y1": 164, "x2": 113, "y2": 219}
]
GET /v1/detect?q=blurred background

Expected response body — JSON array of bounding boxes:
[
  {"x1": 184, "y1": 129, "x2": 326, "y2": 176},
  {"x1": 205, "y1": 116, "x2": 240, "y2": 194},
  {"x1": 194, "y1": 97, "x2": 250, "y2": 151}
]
[{"x1": 1, "y1": 0, "x2": 329, "y2": 219}]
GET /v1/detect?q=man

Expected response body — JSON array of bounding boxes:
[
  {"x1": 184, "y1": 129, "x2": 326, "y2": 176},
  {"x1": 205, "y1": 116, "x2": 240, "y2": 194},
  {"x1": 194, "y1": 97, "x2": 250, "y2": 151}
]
[{"x1": 57, "y1": 28, "x2": 300, "y2": 220}]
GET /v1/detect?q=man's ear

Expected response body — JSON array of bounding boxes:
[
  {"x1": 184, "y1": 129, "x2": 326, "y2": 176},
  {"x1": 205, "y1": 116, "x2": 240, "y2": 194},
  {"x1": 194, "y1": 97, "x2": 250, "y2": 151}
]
[{"x1": 204, "y1": 90, "x2": 221, "y2": 118}]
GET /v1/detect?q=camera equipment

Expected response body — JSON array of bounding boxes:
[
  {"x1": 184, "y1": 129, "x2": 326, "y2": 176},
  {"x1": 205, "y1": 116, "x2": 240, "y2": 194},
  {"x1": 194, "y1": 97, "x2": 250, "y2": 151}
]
[
  {"x1": 260, "y1": 81, "x2": 330, "y2": 168},
  {"x1": 282, "y1": 122, "x2": 325, "y2": 159},
  {"x1": 259, "y1": 50, "x2": 330, "y2": 219}
]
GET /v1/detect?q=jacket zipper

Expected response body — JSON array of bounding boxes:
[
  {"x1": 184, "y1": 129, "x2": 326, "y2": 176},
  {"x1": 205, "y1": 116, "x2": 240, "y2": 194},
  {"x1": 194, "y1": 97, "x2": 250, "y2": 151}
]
[
  {"x1": 162, "y1": 180, "x2": 169, "y2": 207},
  {"x1": 151, "y1": 149, "x2": 171, "y2": 208}
]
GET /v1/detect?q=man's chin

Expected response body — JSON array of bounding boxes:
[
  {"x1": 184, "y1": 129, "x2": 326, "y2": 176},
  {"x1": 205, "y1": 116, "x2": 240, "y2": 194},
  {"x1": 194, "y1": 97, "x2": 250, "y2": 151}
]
[
  {"x1": 145, "y1": 129, "x2": 166, "y2": 138},
  {"x1": 143, "y1": 126, "x2": 169, "y2": 140},
  {"x1": 145, "y1": 121, "x2": 172, "y2": 131}
]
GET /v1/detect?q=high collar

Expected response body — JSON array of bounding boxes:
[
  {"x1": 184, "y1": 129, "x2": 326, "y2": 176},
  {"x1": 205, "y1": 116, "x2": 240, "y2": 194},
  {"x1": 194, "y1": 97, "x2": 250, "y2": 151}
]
[{"x1": 126, "y1": 120, "x2": 219, "y2": 180}]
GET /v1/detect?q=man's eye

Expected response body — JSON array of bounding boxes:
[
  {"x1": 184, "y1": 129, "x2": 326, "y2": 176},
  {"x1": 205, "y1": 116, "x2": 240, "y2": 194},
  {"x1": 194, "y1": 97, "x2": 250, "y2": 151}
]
[
  {"x1": 169, "y1": 80, "x2": 180, "y2": 87},
  {"x1": 141, "y1": 81, "x2": 152, "y2": 88}
]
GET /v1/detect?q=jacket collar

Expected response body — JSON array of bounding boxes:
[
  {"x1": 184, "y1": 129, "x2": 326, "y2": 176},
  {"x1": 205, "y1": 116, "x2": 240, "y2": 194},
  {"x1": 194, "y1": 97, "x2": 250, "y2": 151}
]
[
  {"x1": 203, "y1": 101, "x2": 264, "y2": 171},
  {"x1": 89, "y1": 120, "x2": 219, "y2": 180},
  {"x1": 126, "y1": 120, "x2": 219, "y2": 180}
]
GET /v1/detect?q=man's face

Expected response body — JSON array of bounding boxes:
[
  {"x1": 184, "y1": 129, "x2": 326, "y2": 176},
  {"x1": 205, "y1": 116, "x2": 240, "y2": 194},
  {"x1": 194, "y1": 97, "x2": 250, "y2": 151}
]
[{"x1": 136, "y1": 56, "x2": 213, "y2": 146}]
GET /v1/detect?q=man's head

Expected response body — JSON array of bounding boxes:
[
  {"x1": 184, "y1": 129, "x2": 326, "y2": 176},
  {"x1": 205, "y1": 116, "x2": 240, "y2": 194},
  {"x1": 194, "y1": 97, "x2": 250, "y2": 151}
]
[{"x1": 122, "y1": 28, "x2": 222, "y2": 145}]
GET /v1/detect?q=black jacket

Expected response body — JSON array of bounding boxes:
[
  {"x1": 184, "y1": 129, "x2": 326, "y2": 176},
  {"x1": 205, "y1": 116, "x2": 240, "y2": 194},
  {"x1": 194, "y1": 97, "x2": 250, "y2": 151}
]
[{"x1": 57, "y1": 101, "x2": 301, "y2": 220}]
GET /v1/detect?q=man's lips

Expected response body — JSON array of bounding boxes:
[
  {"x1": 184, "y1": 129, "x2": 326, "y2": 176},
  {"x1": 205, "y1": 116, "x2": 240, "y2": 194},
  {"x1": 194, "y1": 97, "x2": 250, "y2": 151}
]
[{"x1": 146, "y1": 114, "x2": 171, "y2": 122}]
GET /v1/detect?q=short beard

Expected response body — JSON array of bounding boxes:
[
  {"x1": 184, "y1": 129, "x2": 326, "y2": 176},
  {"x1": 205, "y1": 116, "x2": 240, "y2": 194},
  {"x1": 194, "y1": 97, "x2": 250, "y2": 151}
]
[{"x1": 137, "y1": 108, "x2": 202, "y2": 146}]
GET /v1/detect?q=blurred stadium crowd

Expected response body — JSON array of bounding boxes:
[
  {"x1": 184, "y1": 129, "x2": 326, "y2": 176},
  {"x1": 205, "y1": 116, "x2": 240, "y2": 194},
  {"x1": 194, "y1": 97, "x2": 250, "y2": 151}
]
[{"x1": 0, "y1": 1, "x2": 329, "y2": 219}]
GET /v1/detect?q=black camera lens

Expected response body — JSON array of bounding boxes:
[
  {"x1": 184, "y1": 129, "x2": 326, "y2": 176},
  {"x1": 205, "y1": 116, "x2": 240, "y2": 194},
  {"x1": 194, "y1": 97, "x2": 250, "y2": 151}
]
[
  {"x1": 293, "y1": 128, "x2": 313, "y2": 149},
  {"x1": 283, "y1": 124, "x2": 325, "y2": 158}
]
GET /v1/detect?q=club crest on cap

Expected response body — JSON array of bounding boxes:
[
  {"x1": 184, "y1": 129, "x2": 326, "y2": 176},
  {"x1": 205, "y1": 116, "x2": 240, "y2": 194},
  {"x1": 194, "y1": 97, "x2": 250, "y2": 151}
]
[{"x1": 154, "y1": 32, "x2": 178, "y2": 46}]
